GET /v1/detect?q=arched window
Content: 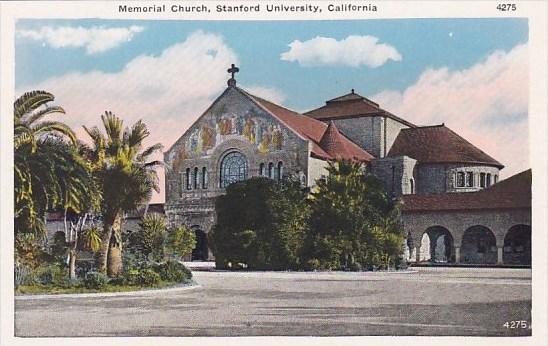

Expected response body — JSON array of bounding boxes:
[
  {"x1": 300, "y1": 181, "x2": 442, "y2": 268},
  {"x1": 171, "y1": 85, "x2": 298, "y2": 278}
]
[
  {"x1": 277, "y1": 161, "x2": 283, "y2": 181},
  {"x1": 185, "y1": 168, "x2": 191, "y2": 190},
  {"x1": 480, "y1": 173, "x2": 486, "y2": 187},
  {"x1": 268, "y1": 162, "x2": 274, "y2": 178},
  {"x1": 410, "y1": 178, "x2": 415, "y2": 194},
  {"x1": 494, "y1": 175, "x2": 498, "y2": 184},
  {"x1": 202, "y1": 167, "x2": 208, "y2": 189},
  {"x1": 486, "y1": 173, "x2": 492, "y2": 187},
  {"x1": 259, "y1": 163, "x2": 265, "y2": 176},
  {"x1": 456, "y1": 172, "x2": 465, "y2": 187},
  {"x1": 193, "y1": 167, "x2": 199, "y2": 189},
  {"x1": 220, "y1": 151, "x2": 248, "y2": 188}
]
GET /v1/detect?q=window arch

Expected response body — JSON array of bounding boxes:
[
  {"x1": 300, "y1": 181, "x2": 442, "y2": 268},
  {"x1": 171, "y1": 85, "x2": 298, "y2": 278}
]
[
  {"x1": 259, "y1": 163, "x2": 265, "y2": 176},
  {"x1": 220, "y1": 151, "x2": 248, "y2": 188},
  {"x1": 185, "y1": 168, "x2": 191, "y2": 190},
  {"x1": 268, "y1": 162, "x2": 274, "y2": 178},
  {"x1": 202, "y1": 167, "x2": 208, "y2": 189},
  {"x1": 193, "y1": 167, "x2": 199, "y2": 189},
  {"x1": 277, "y1": 161, "x2": 283, "y2": 181},
  {"x1": 409, "y1": 178, "x2": 415, "y2": 194}
]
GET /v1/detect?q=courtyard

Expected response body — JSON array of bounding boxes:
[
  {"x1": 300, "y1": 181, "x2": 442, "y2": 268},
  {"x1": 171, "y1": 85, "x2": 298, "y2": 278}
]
[{"x1": 15, "y1": 267, "x2": 531, "y2": 337}]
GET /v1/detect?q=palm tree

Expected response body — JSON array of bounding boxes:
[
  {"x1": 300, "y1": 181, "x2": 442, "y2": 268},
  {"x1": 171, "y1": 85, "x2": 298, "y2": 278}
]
[
  {"x1": 14, "y1": 90, "x2": 77, "y2": 238},
  {"x1": 82, "y1": 111, "x2": 162, "y2": 276}
]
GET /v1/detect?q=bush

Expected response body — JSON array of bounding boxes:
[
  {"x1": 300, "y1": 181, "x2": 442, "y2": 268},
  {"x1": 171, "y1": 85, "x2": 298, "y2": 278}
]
[
  {"x1": 83, "y1": 271, "x2": 109, "y2": 289},
  {"x1": 153, "y1": 260, "x2": 192, "y2": 283},
  {"x1": 124, "y1": 268, "x2": 160, "y2": 286},
  {"x1": 137, "y1": 269, "x2": 160, "y2": 286},
  {"x1": 36, "y1": 264, "x2": 68, "y2": 286}
]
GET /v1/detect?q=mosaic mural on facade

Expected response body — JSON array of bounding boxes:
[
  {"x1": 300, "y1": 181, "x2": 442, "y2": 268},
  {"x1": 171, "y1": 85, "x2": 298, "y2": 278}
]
[{"x1": 172, "y1": 110, "x2": 287, "y2": 170}]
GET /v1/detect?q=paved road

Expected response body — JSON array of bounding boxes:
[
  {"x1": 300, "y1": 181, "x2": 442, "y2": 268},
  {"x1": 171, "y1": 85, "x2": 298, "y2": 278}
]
[{"x1": 15, "y1": 267, "x2": 532, "y2": 336}]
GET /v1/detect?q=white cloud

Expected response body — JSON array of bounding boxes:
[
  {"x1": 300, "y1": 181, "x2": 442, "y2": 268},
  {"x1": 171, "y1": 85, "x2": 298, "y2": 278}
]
[
  {"x1": 371, "y1": 43, "x2": 529, "y2": 178},
  {"x1": 243, "y1": 85, "x2": 286, "y2": 104},
  {"x1": 17, "y1": 30, "x2": 285, "y2": 203},
  {"x1": 281, "y1": 35, "x2": 402, "y2": 68},
  {"x1": 17, "y1": 25, "x2": 145, "y2": 54}
]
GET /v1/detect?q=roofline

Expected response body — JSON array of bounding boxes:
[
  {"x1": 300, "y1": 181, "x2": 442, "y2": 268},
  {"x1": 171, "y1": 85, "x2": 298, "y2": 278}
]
[
  {"x1": 413, "y1": 160, "x2": 505, "y2": 169},
  {"x1": 235, "y1": 86, "x2": 314, "y2": 143},
  {"x1": 164, "y1": 87, "x2": 232, "y2": 155},
  {"x1": 304, "y1": 111, "x2": 417, "y2": 128},
  {"x1": 401, "y1": 206, "x2": 531, "y2": 213}
]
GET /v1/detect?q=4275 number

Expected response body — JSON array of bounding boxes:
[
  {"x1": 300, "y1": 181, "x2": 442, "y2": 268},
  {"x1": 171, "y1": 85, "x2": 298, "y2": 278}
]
[
  {"x1": 497, "y1": 4, "x2": 517, "y2": 11},
  {"x1": 503, "y1": 320, "x2": 529, "y2": 329}
]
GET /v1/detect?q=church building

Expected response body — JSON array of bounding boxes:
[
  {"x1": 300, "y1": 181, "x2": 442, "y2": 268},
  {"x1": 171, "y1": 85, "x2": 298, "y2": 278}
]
[{"x1": 164, "y1": 65, "x2": 531, "y2": 266}]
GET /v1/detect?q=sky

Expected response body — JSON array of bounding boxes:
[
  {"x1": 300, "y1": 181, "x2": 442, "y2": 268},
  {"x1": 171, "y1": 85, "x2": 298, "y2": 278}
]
[{"x1": 15, "y1": 18, "x2": 529, "y2": 203}]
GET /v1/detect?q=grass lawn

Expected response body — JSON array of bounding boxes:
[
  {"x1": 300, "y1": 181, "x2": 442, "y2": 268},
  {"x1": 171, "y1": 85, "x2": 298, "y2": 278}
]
[{"x1": 16, "y1": 280, "x2": 192, "y2": 295}]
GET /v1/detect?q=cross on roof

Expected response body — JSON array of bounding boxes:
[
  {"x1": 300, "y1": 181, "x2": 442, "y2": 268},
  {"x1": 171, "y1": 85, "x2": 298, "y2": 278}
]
[{"x1": 227, "y1": 64, "x2": 239, "y2": 86}]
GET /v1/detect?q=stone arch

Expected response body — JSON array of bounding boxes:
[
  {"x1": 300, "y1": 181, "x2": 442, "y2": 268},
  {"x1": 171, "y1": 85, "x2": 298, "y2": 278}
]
[
  {"x1": 461, "y1": 225, "x2": 497, "y2": 264},
  {"x1": 210, "y1": 138, "x2": 258, "y2": 189},
  {"x1": 503, "y1": 224, "x2": 531, "y2": 265},
  {"x1": 219, "y1": 150, "x2": 248, "y2": 188},
  {"x1": 418, "y1": 226, "x2": 454, "y2": 263},
  {"x1": 191, "y1": 225, "x2": 209, "y2": 261}
]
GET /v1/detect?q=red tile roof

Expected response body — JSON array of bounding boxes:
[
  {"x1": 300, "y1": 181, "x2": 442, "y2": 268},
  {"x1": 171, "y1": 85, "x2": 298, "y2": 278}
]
[
  {"x1": 304, "y1": 91, "x2": 416, "y2": 128},
  {"x1": 319, "y1": 121, "x2": 374, "y2": 162},
  {"x1": 401, "y1": 169, "x2": 531, "y2": 212},
  {"x1": 238, "y1": 87, "x2": 374, "y2": 162},
  {"x1": 388, "y1": 125, "x2": 503, "y2": 168}
]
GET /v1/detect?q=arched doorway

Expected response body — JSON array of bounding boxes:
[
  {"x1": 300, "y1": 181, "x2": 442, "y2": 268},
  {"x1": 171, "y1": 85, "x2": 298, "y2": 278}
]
[
  {"x1": 191, "y1": 228, "x2": 209, "y2": 261},
  {"x1": 503, "y1": 225, "x2": 531, "y2": 265},
  {"x1": 419, "y1": 226, "x2": 454, "y2": 263},
  {"x1": 461, "y1": 226, "x2": 497, "y2": 264}
]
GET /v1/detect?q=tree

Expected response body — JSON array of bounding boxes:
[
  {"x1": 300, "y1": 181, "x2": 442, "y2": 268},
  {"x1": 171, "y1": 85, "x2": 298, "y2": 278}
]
[
  {"x1": 210, "y1": 177, "x2": 309, "y2": 270},
  {"x1": 302, "y1": 160, "x2": 403, "y2": 271},
  {"x1": 14, "y1": 90, "x2": 77, "y2": 239},
  {"x1": 14, "y1": 91, "x2": 97, "y2": 275},
  {"x1": 81, "y1": 111, "x2": 162, "y2": 277},
  {"x1": 165, "y1": 225, "x2": 196, "y2": 260},
  {"x1": 127, "y1": 212, "x2": 167, "y2": 261}
]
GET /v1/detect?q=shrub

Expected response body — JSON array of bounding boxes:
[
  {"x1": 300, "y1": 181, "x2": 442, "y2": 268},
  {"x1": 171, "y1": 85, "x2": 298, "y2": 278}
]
[
  {"x1": 124, "y1": 269, "x2": 141, "y2": 286},
  {"x1": 15, "y1": 264, "x2": 36, "y2": 287},
  {"x1": 153, "y1": 260, "x2": 192, "y2": 283},
  {"x1": 83, "y1": 271, "x2": 109, "y2": 289},
  {"x1": 36, "y1": 264, "x2": 67, "y2": 286},
  {"x1": 137, "y1": 269, "x2": 160, "y2": 286},
  {"x1": 305, "y1": 258, "x2": 321, "y2": 271},
  {"x1": 124, "y1": 268, "x2": 160, "y2": 286}
]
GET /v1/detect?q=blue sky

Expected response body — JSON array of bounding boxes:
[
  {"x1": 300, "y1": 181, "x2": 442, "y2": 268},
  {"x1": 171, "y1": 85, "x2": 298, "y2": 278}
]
[
  {"x1": 16, "y1": 18, "x2": 527, "y2": 110},
  {"x1": 15, "y1": 18, "x2": 529, "y2": 202}
]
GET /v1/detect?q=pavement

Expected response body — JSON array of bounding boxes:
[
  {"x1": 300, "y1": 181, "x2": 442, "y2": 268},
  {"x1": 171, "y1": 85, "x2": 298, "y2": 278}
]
[{"x1": 14, "y1": 267, "x2": 532, "y2": 337}]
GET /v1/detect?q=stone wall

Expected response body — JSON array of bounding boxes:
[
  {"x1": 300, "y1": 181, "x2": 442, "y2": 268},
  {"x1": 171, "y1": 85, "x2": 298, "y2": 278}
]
[
  {"x1": 307, "y1": 155, "x2": 330, "y2": 188},
  {"x1": 164, "y1": 87, "x2": 310, "y2": 236},
  {"x1": 417, "y1": 163, "x2": 500, "y2": 194},
  {"x1": 333, "y1": 116, "x2": 382, "y2": 158},
  {"x1": 383, "y1": 117, "x2": 410, "y2": 157},
  {"x1": 369, "y1": 155, "x2": 417, "y2": 196}
]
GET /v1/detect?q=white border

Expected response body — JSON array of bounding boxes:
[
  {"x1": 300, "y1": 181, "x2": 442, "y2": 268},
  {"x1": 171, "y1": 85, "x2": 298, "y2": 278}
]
[{"x1": 1, "y1": 1, "x2": 546, "y2": 346}]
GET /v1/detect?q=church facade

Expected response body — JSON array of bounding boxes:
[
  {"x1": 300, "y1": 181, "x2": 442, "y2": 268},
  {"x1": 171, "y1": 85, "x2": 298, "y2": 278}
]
[{"x1": 164, "y1": 66, "x2": 531, "y2": 265}]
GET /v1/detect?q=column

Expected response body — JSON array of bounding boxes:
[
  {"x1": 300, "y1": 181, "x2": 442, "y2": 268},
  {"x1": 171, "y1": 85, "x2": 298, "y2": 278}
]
[
  {"x1": 454, "y1": 246, "x2": 460, "y2": 263},
  {"x1": 415, "y1": 246, "x2": 421, "y2": 263},
  {"x1": 497, "y1": 246, "x2": 504, "y2": 265}
]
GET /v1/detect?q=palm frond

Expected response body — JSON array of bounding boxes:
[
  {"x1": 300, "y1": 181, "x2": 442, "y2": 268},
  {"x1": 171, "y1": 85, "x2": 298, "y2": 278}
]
[{"x1": 14, "y1": 90, "x2": 55, "y2": 119}]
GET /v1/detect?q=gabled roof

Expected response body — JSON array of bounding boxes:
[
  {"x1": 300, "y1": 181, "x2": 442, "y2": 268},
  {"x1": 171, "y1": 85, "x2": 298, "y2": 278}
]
[
  {"x1": 387, "y1": 124, "x2": 503, "y2": 168},
  {"x1": 237, "y1": 87, "x2": 373, "y2": 162},
  {"x1": 304, "y1": 90, "x2": 416, "y2": 128},
  {"x1": 401, "y1": 169, "x2": 531, "y2": 212}
]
